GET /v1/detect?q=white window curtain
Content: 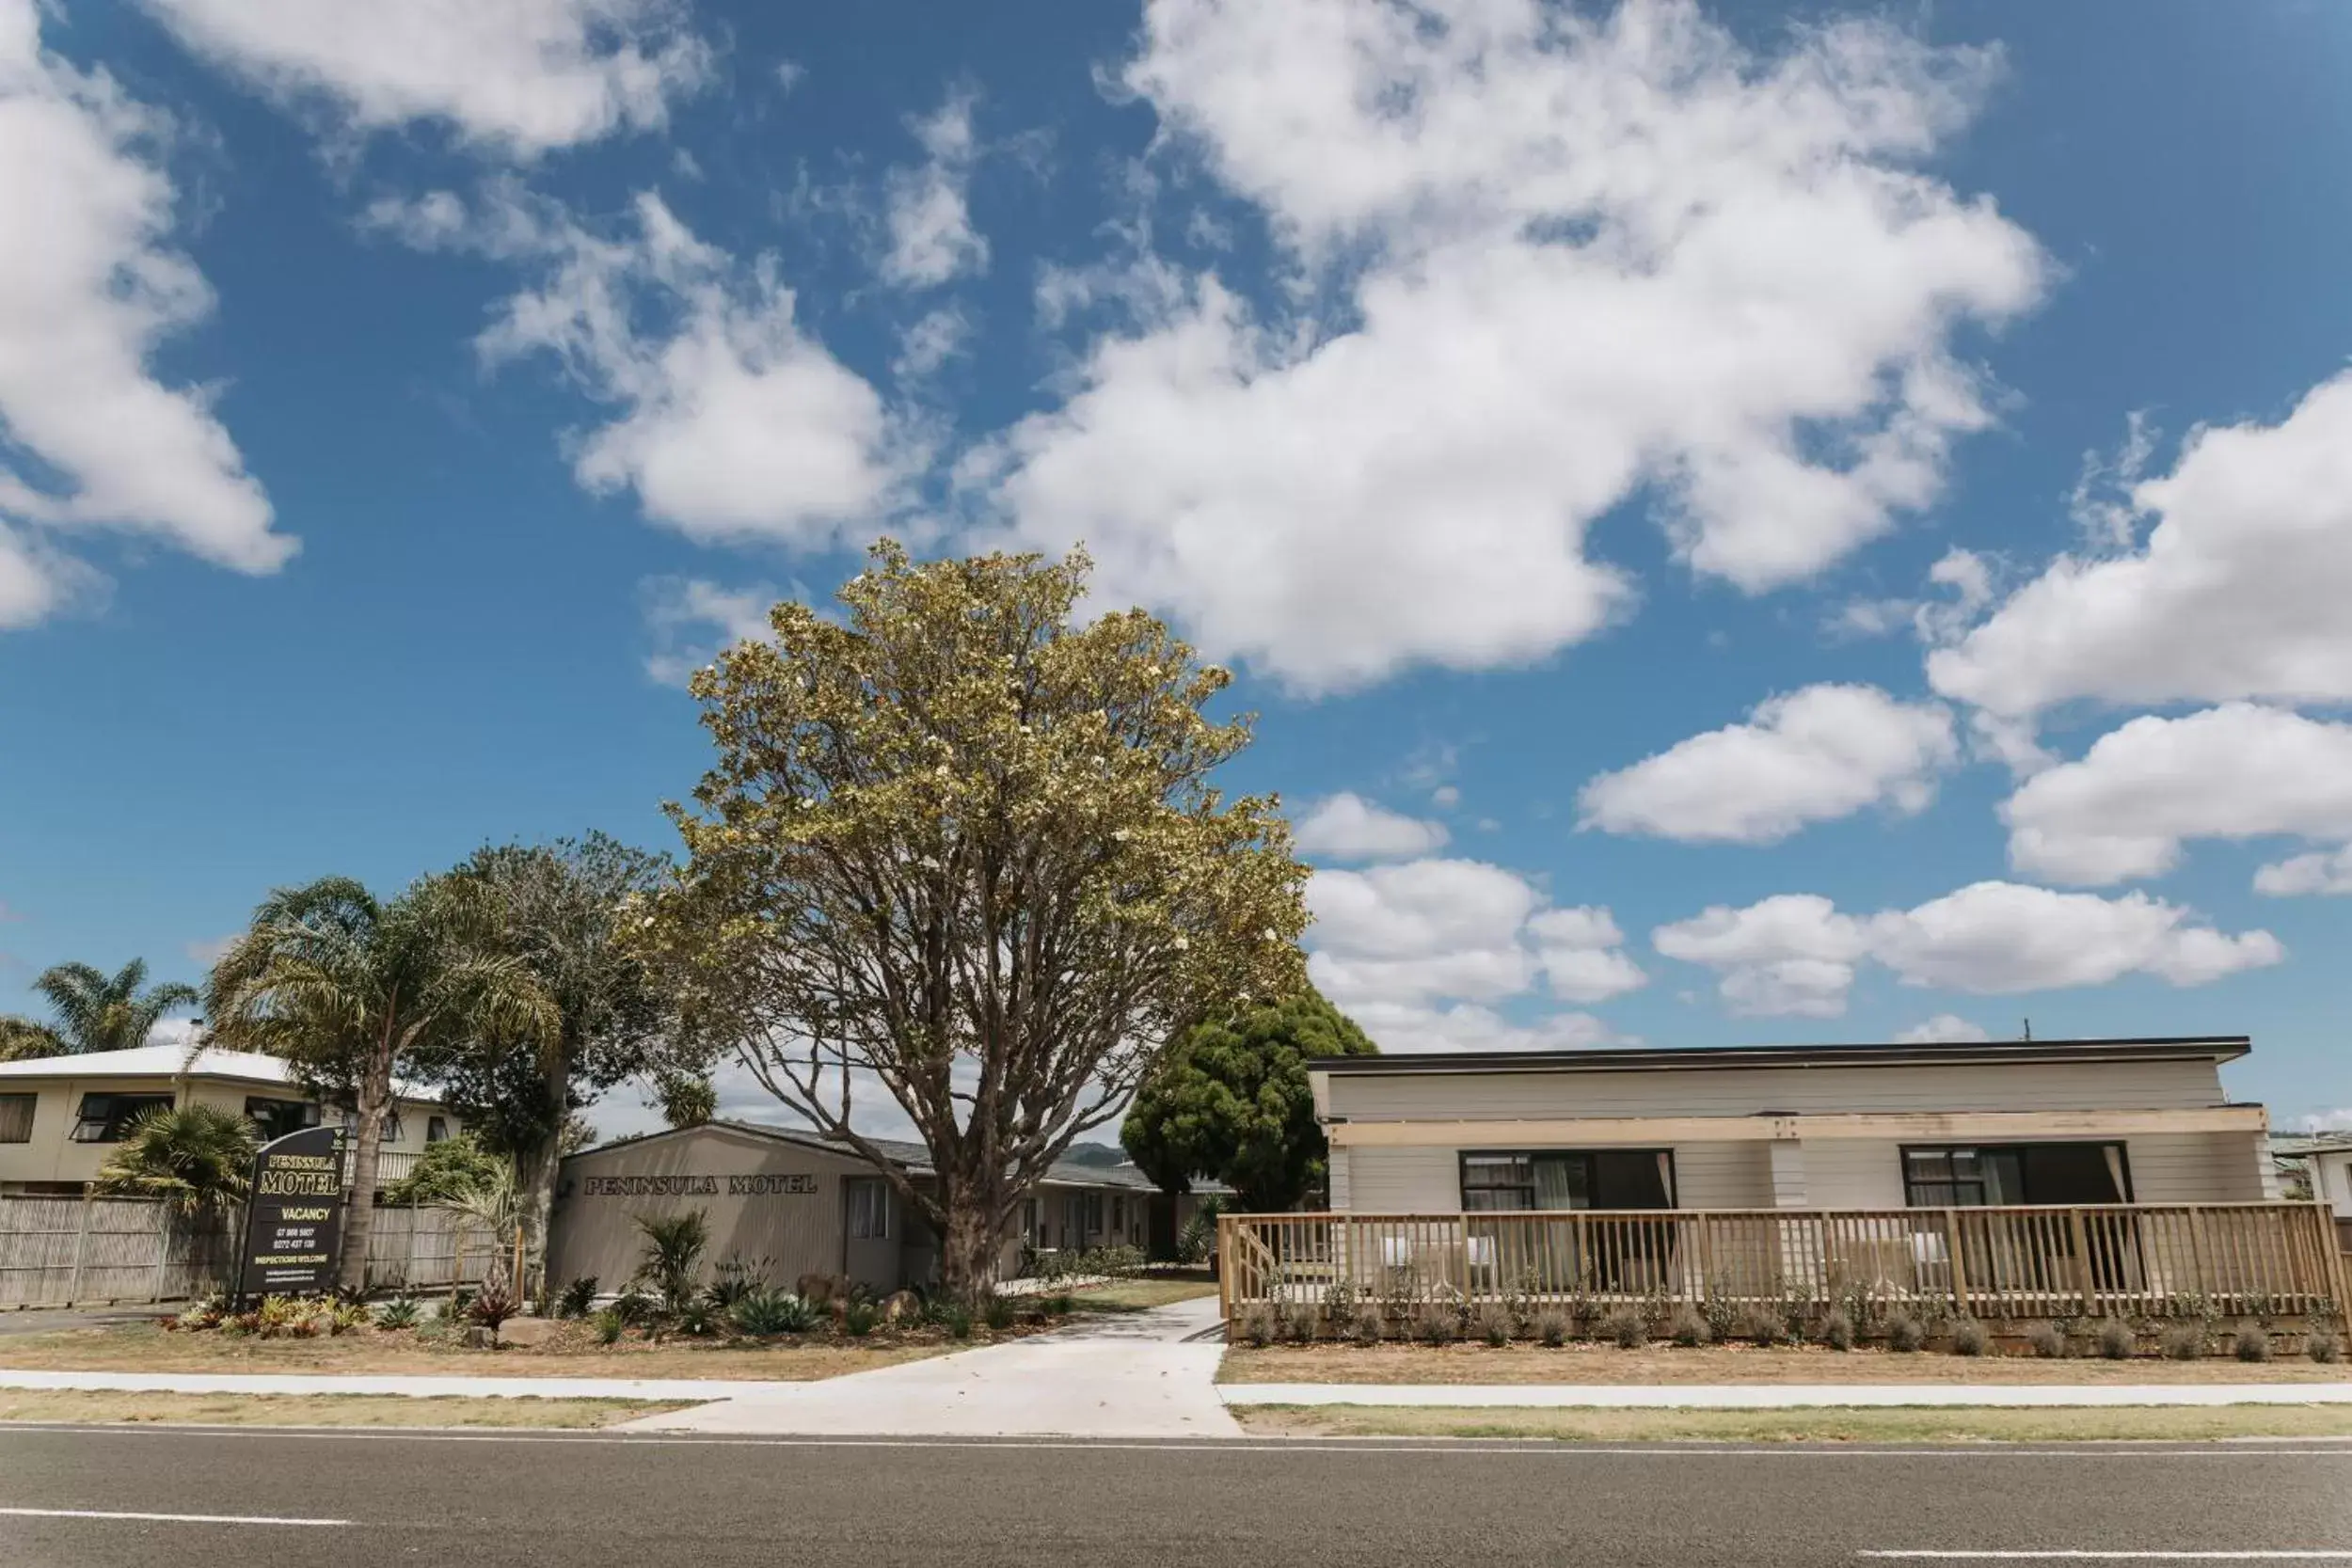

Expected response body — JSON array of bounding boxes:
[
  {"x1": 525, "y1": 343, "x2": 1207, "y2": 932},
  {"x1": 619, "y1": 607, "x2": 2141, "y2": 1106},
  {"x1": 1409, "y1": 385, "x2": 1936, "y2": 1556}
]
[{"x1": 2101, "y1": 1144, "x2": 2129, "y2": 1204}]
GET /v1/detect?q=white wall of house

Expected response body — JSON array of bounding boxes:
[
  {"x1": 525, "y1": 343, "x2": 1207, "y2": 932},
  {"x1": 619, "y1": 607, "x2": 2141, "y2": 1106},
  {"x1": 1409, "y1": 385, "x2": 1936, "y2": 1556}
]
[{"x1": 0, "y1": 1072, "x2": 444, "y2": 1192}]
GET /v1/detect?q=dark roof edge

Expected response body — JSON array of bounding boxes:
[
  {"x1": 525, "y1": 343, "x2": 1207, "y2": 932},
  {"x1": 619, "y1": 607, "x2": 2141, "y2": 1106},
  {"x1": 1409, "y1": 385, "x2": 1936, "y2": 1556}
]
[
  {"x1": 564, "y1": 1118, "x2": 1171, "y2": 1189},
  {"x1": 1307, "y1": 1037, "x2": 2252, "y2": 1075}
]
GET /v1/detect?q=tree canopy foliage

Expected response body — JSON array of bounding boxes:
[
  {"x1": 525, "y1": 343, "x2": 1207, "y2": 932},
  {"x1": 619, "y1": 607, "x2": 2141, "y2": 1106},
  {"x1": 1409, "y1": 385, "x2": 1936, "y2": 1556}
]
[
  {"x1": 1122, "y1": 991, "x2": 1376, "y2": 1212},
  {"x1": 205, "y1": 874, "x2": 558, "y2": 1289},
  {"x1": 643, "y1": 541, "x2": 1310, "y2": 1299},
  {"x1": 1, "y1": 959, "x2": 196, "y2": 1057}
]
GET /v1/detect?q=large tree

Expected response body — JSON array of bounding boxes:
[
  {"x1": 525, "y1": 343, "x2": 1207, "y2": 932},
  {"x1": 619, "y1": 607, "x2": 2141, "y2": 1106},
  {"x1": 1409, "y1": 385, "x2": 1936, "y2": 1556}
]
[
  {"x1": 1122, "y1": 991, "x2": 1378, "y2": 1212},
  {"x1": 644, "y1": 541, "x2": 1309, "y2": 1302},
  {"x1": 6, "y1": 959, "x2": 198, "y2": 1055},
  {"x1": 425, "y1": 833, "x2": 679, "y2": 1288},
  {"x1": 205, "y1": 875, "x2": 557, "y2": 1290}
]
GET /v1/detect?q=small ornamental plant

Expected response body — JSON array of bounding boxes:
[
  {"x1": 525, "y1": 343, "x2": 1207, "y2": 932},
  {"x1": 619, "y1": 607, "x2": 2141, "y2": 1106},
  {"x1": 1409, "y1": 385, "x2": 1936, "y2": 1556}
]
[
  {"x1": 1666, "y1": 1307, "x2": 1711, "y2": 1348},
  {"x1": 1737, "y1": 1308, "x2": 1785, "y2": 1349},
  {"x1": 1599, "y1": 1307, "x2": 1647, "y2": 1350},
  {"x1": 1474, "y1": 1304, "x2": 1513, "y2": 1347},
  {"x1": 1947, "y1": 1319, "x2": 1989, "y2": 1357},
  {"x1": 2160, "y1": 1323, "x2": 2206, "y2": 1361},
  {"x1": 2307, "y1": 1331, "x2": 2342, "y2": 1365},
  {"x1": 2026, "y1": 1323, "x2": 2068, "y2": 1358},
  {"x1": 2233, "y1": 1325, "x2": 2273, "y2": 1363},
  {"x1": 1535, "y1": 1311, "x2": 1571, "y2": 1348},
  {"x1": 2096, "y1": 1319, "x2": 2137, "y2": 1360},
  {"x1": 1819, "y1": 1309, "x2": 1855, "y2": 1352},
  {"x1": 1886, "y1": 1315, "x2": 1928, "y2": 1354}
]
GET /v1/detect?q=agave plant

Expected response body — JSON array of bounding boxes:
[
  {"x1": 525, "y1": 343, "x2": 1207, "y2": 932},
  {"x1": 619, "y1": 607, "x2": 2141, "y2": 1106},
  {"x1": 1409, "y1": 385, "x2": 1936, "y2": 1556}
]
[{"x1": 93, "y1": 1103, "x2": 260, "y2": 1216}]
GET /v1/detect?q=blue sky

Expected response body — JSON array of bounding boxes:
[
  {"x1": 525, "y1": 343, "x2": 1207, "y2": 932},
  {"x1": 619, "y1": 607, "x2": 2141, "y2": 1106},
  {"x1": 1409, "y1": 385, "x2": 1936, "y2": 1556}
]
[{"x1": 3, "y1": 0, "x2": 2349, "y2": 1136}]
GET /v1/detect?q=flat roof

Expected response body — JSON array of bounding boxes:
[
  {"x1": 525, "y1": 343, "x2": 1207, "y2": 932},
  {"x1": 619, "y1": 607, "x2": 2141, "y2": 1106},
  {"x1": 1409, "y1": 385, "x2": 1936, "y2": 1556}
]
[{"x1": 1307, "y1": 1036, "x2": 2252, "y2": 1076}]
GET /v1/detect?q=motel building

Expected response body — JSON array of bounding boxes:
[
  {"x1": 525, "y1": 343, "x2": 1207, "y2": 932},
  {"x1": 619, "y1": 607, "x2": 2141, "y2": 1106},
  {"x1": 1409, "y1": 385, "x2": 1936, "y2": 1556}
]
[
  {"x1": 1220, "y1": 1036, "x2": 2349, "y2": 1332},
  {"x1": 0, "y1": 1044, "x2": 454, "y2": 1197},
  {"x1": 548, "y1": 1120, "x2": 1205, "y2": 1296}
]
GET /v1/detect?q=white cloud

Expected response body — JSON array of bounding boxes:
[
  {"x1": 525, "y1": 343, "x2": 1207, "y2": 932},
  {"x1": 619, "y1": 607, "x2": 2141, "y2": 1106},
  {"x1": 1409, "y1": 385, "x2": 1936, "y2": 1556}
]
[
  {"x1": 893, "y1": 307, "x2": 972, "y2": 383},
  {"x1": 1894, "y1": 1013, "x2": 1992, "y2": 1045},
  {"x1": 141, "y1": 0, "x2": 711, "y2": 156},
  {"x1": 1343, "y1": 1000, "x2": 1623, "y2": 1055},
  {"x1": 1307, "y1": 858, "x2": 1642, "y2": 1048},
  {"x1": 881, "y1": 88, "x2": 988, "y2": 288},
  {"x1": 2255, "y1": 846, "x2": 2352, "y2": 898},
  {"x1": 1580, "y1": 684, "x2": 1956, "y2": 845},
  {"x1": 2296, "y1": 1108, "x2": 2352, "y2": 1134},
  {"x1": 381, "y1": 183, "x2": 906, "y2": 546},
  {"x1": 1654, "y1": 882, "x2": 2281, "y2": 1016},
  {"x1": 2003, "y1": 704, "x2": 2352, "y2": 884},
  {"x1": 1931, "y1": 371, "x2": 2352, "y2": 720},
  {"x1": 183, "y1": 934, "x2": 239, "y2": 967},
  {"x1": 0, "y1": 0, "x2": 290, "y2": 628},
  {"x1": 965, "y1": 0, "x2": 2043, "y2": 690},
  {"x1": 1430, "y1": 784, "x2": 1462, "y2": 811},
  {"x1": 1294, "y1": 793, "x2": 1448, "y2": 862},
  {"x1": 641, "y1": 576, "x2": 776, "y2": 686}
]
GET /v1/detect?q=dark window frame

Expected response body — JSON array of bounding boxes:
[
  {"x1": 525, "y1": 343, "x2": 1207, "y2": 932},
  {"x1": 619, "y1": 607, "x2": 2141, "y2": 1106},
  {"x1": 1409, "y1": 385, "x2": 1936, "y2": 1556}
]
[
  {"x1": 243, "y1": 1097, "x2": 319, "y2": 1144},
  {"x1": 845, "y1": 1176, "x2": 891, "y2": 1241},
  {"x1": 69, "y1": 1092, "x2": 176, "y2": 1144},
  {"x1": 1456, "y1": 1148, "x2": 1680, "y2": 1212},
  {"x1": 1899, "y1": 1141, "x2": 2136, "y2": 1208},
  {"x1": 0, "y1": 1092, "x2": 34, "y2": 1144},
  {"x1": 425, "y1": 1116, "x2": 449, "y2": 1145}
]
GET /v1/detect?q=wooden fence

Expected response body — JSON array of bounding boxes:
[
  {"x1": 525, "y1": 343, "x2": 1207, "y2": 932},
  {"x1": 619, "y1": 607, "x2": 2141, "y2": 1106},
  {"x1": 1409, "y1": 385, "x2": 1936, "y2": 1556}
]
[
  {"x1": 0, "y1": 1196, "x2": 496, "y2": 1307},
  {"x1": 1219, "y1": 1204, "x2": 2351, "y2": 1330}
]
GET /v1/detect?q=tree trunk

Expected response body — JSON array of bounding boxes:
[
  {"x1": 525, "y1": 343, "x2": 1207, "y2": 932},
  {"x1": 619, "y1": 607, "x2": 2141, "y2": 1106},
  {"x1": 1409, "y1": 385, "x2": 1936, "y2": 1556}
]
[
  {"x1": 339, "y1": 1087, "x2": 388, "y2": 1293},
  {"x1": 516, "y1": 1139, "x2": 559, "y2": 1306},
  {"x1": 937, "y1": 1183, "x2": 1006, "y2": 1307}
]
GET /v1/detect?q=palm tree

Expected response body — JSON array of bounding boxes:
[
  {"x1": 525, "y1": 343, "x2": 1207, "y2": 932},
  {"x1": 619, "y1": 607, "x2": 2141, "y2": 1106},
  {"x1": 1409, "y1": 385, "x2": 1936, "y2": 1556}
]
[
  {"x1": 14, "y1": 959, "x2": 198, "y2": 1055},
  {"x1": 205, "y1": 875, "x2": 559, "y2": 1291},
  {"x1": 93, "y1": 1103, "x2": 260, "y2": 1216}
]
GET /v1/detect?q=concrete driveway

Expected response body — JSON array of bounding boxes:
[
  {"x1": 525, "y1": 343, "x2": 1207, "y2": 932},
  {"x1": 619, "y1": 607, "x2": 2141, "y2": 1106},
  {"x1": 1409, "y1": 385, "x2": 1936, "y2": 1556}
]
[
  {"x1": 0, "y1": 1307, "x2": 170, "y2": 1338},
  {"x1": 619, "y1": 1294, "x2": 1236, "y2": 1438}
]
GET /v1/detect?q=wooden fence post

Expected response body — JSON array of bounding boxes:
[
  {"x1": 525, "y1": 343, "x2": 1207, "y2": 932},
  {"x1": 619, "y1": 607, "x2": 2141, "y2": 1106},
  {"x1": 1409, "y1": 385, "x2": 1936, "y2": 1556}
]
[
  {"x1": 1216, "y1": 1213, "x2": 1232, "y2": 1324},
  {"x1": 65, "y1": 1197, "x2": 93, "y2": 1305},
  {"x1": 150, "y1": 1204, "x2": 173, "y2": 1305},
  {"x1": 2067, "y1": 1208, "x2": 2097, "y2": 1316},
  {"x1": 1945, "y1": 1209, "x2": 1969, "y2": 1319}
]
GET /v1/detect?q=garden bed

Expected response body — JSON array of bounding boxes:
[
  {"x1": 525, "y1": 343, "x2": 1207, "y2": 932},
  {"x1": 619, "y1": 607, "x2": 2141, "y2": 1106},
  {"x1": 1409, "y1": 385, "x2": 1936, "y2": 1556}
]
[
  {"x1": 0, "y1": 1318, "x2": 984, "y2": 1380},
  {"x1": 1218, "y1": 1342, "x2": 2352, "y2": 1386}
]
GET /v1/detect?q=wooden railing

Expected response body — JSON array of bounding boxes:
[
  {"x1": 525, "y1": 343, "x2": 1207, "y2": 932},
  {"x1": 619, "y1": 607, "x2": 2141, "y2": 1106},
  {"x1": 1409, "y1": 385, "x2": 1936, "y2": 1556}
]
[{"x1": 1218, "y1": 1204, "x2": 2350, "y2": 1326}]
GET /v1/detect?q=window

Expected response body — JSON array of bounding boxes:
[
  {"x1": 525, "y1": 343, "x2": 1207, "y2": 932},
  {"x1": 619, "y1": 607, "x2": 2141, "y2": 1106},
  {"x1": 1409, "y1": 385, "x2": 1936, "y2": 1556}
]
[
  {"x1": 0, "y1": 1094, "x2": 33, "y2": 1144},
  {"x1": 1901, "y1": 1143, "x2": 2131, "y2": 1208},
  {"x1": 69, "y1": 1093, "x2": 173, "y2": 1144},
  {"x1": 1111, "y1": 1194, "x2": 1126, "y2": 1233},
  {"x1": 1084, "y1": 1190, "x2": 1104, "y2": 1235},
  {"x1": 244, "y1": 1097, "x2": 318, "y2": 1144},
  {"x1": 1458, "y1": 1150, "x2": 1674, "y2": 1211},
  {"x1": 1024, "y1": 1196, "x2": 1042, "y2": 1244},
  {"x1": 1062, "y1": 1191, "x2": 1087, "y2": 1242},
  {"x1": 847, "y1": 1177, "x2": 891, "y2": 1240},
  {"x1": 380, "y1": 1111, "x2": 405, "y2": 1145},
  {"x1": 426, "y1": 1116, "x2": 449, "y2": 1145}
]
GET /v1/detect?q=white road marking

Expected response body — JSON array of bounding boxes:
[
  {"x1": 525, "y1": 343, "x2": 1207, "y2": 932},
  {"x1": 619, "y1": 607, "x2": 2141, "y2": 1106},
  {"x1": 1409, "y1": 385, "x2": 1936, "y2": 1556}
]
[
  {"x1": 0, "y1": 1506, "x2": 350, "y2": 1527},
  {"x1": 1861, "y1": 1554, "x2": 2352, "y2": 1560},
  {"x1": 3, "y1": 1424, "x2": 2351, "y2": 1457}
]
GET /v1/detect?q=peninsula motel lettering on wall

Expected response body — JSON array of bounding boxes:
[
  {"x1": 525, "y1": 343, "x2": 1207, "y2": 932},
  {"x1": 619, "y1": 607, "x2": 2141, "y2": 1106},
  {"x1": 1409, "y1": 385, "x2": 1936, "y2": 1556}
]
[{"x1": 580, "y1": 1173, "x2": 820, "y2": 1197}]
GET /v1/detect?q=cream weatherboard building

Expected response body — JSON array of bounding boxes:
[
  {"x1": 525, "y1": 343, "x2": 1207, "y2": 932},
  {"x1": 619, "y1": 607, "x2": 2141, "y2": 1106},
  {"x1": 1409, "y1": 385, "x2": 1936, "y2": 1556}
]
[
  {"x1": 548, "y1": 1120, "x2": 1187, "y2": 1297},
  {"x1": 1216, "y1": 1036, "x2": 2342, "y2": 1336},
  {"x1": 0, "y1": 1045, "x2": 455, "y2": 1196},
  {"x1": 1311, "y1": 1036, "x2": 2280, "y2": 1214}
]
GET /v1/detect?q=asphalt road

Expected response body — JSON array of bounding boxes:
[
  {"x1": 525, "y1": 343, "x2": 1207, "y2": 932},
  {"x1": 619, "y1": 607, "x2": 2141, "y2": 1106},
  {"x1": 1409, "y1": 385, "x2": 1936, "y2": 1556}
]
[{"x1": 3, "y1": 1426, "x2": 2350, "y2": 1567}]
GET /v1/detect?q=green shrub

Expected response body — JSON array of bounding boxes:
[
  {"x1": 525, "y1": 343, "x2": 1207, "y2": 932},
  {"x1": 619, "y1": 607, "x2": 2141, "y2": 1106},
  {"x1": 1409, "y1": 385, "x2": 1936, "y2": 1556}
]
[
  {"x1": 1947, "y1": 1318, "x2": 1989, "y2": 1357},
  {"x1": 2026, "y1": 1323, "x2": 2068, "y2": 1358},
  {"x1": 2309, "y1": 1331, "x2": 2343, "y2": 1365},
  {"x1": 634, "y1": 1210, "x2": 710, "y2": 1316},
  {"x1": 1239, "y1": 1303, "x2": 1278, "y2": 1346},
  {"x1": 1886, "y1": 1315, "x2": 1927, "y2": 1354},
  {"x1": 2096, "y1": 1319, "x2": 2137, "y2": 1359},
  {"x1": 1666, "y1": 1307, "x2": 1711, "y2": 1348},
  {"x1": 1474, "y1": 1303, "x2": 1513, "y2": 1347},
  {"x1": 673, "y1": 1296, "x2": 721, "y2": 1337},
  {"x1": 1819, "y1": 1309, "x2": 1855, "y2": 1352},
  {"x1": 2233, "y1": 1325, "x2": 2273, "y2": 1363},
  {"x1": 591, "y1": 1307, "x2": 626, "y2": 1345},
  {"x1": 706, "y1": 1254, "x2": 767, "y2": 1310},
  {"x1": 468, "y1": 1279, "x2": 518, "y2": 1340},
  {"x1": 1353, "y1": 1304, "x2": 1388, "y2": 1344},
  {"x1": 373, "y1": 1296, "x2": 422, "y2": 1331},
  {"x1": 731, "y1": 1290, "x2": 821, "y2": 1337},
  {"x1": 1535, "y1": 1310, "x2": 1571, "y2": 1348},
  {"x1": 1415, "y1": 1302, "x2": 1460, "y2": 1345},
  {"x1": 844, "y1": 1297, "x2": 885, "y2": 1338},
  {"x1": 611, "y1": 1288, "x2": 655, "y2": 1326},
  {"x1": 982, "y1": 1294, "x2": 1015, "y2": 1332},
  {"x1": 1599, "y1": 1307, "x2": 1647, "y2": 1350},
  {"x1": 328, "y1": 1301, "x2": 371, "y2": 1336},
  {"x1": 1041, "y1": 1291, "x2": 1076, "y2": 1316},
  {"x1": 1737, "y1": 1308, "x2": 1785, "y2": 1349},
  {"x1": 556, "y1": 1276, "x2": 599, "y2": 1320}
]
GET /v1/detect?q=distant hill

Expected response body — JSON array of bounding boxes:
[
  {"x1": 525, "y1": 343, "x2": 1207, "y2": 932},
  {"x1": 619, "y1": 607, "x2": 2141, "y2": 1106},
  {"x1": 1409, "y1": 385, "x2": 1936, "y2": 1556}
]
[{"x1": 1057, "y1": 1142, "x2": 1128, "y2": 1168}]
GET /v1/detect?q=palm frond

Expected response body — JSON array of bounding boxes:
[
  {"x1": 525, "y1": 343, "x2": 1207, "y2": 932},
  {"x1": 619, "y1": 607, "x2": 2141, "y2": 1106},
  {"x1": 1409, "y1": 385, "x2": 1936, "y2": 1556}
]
[{"x1": 93, "y1": 1104, "x2": 260, "y2": 1216}]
